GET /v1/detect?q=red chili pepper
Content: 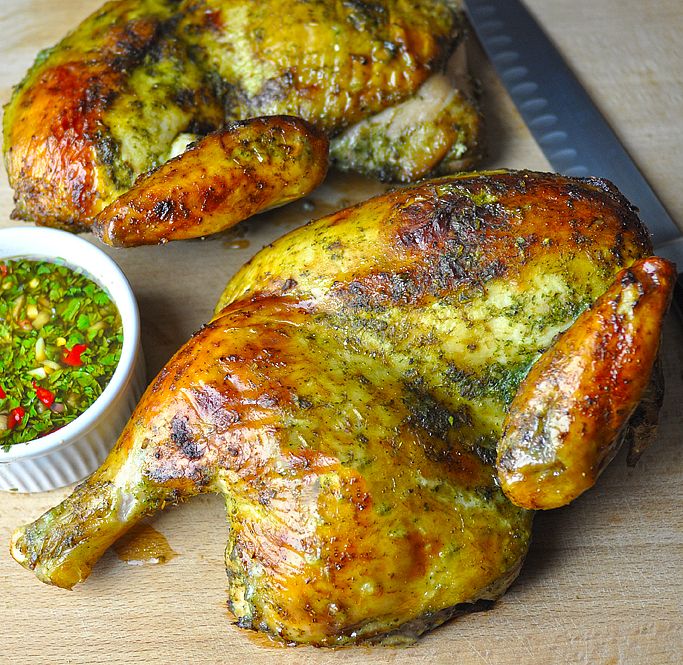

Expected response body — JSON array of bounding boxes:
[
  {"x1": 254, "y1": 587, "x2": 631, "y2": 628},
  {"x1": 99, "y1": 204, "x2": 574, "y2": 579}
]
[
  {"x1": 0, "y1": 263, "x2": 7, "y2": 277},
  {"x1": 62, "y1": 343, "x2": 88, "y2": 366},
  {"x1": 32, "y1": 380, "x2": 55, "y2": 407},
  {"x1": 7, "y1": 406, "x2": 25, "y2": 430},
  {"x1": 0, "y1": 385, "x2": 5, "y2": 399}
]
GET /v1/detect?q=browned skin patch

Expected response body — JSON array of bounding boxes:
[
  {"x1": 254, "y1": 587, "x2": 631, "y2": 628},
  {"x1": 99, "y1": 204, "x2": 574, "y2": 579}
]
[
  {"x1": 10, "y1": 172, "x2": 667, "y2": 646},
  {"x1": 351, "y1": 172, "x2": 652, "y2": 307},
  {"x1": 93, "y1": 116, "x2": 329, "y2": 246}
]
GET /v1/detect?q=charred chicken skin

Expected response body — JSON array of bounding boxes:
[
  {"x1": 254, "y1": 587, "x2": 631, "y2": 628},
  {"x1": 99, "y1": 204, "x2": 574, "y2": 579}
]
[
  {"x1": 4, "y1": 0, "x2": 480, "y2": 233},
  {"x1": 10, "y1": 171, "x2": 673, "y2": 646}
]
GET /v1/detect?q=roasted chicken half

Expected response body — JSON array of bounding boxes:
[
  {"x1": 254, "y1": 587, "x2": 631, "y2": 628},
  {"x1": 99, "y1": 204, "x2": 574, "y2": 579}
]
[
  {"x1": 11, "y1": 172, "x2": 673, "y2": 646},
  {"x1": 4, "y1": 0, "x2": 481, "y2": 231}
]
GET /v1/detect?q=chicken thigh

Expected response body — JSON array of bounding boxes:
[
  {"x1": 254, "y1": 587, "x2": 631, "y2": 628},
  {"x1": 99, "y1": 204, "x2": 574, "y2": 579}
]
[{"x1": 11, "y1": 171, "x2": 673, "y2": 645}]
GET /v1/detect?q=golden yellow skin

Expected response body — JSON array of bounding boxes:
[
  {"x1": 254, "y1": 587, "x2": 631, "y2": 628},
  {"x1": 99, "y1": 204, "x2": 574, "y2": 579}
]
[
  {"x1": 4, "y1": 0, "x2": 479, "y2": 231},
  {"x1": 10, "y1": 171, "x2": 664, "y2": 646},
  {"x1": 92, "y1": 116, "x2": 329, "y2": 246},
  {"x1": 497, "y1": 257, "x2": 674, "y2": 510}
]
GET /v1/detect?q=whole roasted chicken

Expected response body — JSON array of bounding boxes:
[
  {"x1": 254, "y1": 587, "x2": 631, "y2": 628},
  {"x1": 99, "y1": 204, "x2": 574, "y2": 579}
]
[
  {"x1": 11, "y1": 171, "x2": 674, "y2": 646},
  {"x1": 4, "y1": 0, "x2": 481, "y2": 233}
]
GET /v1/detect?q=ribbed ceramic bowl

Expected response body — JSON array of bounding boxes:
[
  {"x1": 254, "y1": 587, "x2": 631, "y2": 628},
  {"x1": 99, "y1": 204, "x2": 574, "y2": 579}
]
[{"x1": 0, "y1": 227, "x2": 145, "y2": 492}]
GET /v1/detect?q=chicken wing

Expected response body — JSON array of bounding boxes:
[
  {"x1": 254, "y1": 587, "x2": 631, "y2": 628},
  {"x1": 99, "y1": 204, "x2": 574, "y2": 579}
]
[
  {"x1": 497, "y1": 257, "x2": 674, "y2": 510},
  {"x1": 11, "y1": 171, "x2": 670, "y2": 645},
  {"x1": 92, "y1": 116, "x2": 328, "y2": 246}
]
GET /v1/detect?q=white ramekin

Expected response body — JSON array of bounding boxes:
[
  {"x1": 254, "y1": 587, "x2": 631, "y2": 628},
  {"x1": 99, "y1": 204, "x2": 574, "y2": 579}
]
[{"x1": 0, "y1": 227, "x2": 146, "y2": 492}]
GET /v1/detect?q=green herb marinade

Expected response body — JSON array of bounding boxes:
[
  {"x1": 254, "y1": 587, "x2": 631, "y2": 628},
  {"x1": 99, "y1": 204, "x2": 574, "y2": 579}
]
[{"x1": 0, "y1": 259, "x2": 123, "y2": 450}]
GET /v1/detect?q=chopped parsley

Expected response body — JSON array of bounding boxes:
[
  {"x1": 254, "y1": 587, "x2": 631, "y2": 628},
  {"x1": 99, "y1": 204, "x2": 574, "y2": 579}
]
[{"x1": 0, "y1": 259, "x2": 123, "y2": 450}]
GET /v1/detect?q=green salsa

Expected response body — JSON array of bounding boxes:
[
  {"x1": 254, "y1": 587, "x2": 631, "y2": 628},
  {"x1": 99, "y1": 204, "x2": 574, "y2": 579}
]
[{"x1": 0, "y1": 258, "x2": 123, "y2": 450}]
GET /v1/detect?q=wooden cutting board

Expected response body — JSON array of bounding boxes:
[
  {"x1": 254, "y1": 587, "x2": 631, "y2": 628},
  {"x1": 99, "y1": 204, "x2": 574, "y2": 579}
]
[{"x1": 0, "y1": 1, "x2": 681, "y2": 663}]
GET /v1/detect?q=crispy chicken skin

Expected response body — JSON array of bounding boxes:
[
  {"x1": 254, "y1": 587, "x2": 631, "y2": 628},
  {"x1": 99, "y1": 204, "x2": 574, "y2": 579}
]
[
  {"x1": 179, "y1": 0, "x2": 462, "y2": 132},
  {"x1": 10, "y1": 171, "x2": 671, "y2": 646},
  {"x1": 4, "y1": 0, "x2": 480, "y2": 231},
  {"x1": 92, "y1": 116, "x2": 329, "y2": 246}
]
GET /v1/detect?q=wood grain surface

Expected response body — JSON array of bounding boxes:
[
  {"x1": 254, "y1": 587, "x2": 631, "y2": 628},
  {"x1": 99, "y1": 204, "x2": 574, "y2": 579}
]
[{"x1": 1, "y1": 1, "x2": 682, "y2": 663}]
